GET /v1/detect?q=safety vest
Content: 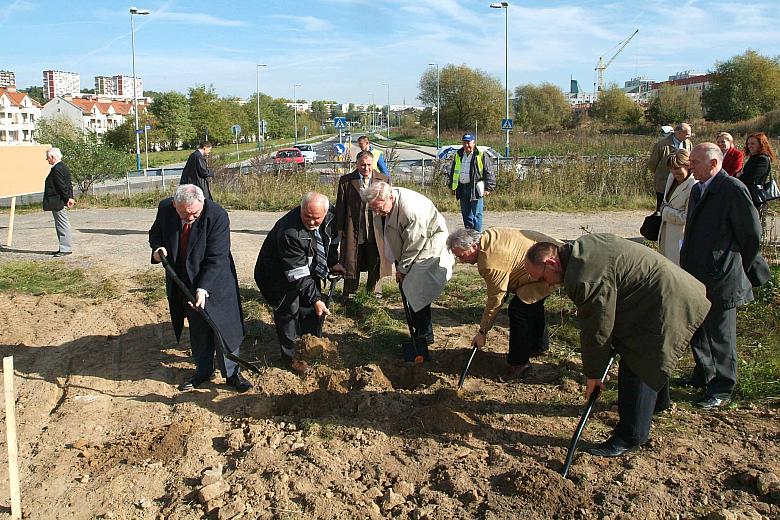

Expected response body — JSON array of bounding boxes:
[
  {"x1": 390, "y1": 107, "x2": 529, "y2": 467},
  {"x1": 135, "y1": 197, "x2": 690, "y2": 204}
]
[
  {"x1": 369, "y1": 146, "x2": 384, "y2": 172},
  {"x1": 451, "y1": 150, "x2": 484, "y2": 190}
]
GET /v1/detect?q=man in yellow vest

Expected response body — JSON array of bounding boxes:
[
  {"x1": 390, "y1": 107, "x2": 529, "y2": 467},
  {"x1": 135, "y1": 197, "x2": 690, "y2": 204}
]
[
  {"x1": 357, "y1": 135, "x2": 390, "y2": 176},
  {"x1": 447, "y1": 133, "x2": 496, "y2": 231}
]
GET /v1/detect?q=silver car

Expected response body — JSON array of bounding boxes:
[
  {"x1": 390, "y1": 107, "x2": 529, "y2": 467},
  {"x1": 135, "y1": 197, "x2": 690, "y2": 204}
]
[{"x1": 293, "y1": 144, "x2": 317, "y2": 163}]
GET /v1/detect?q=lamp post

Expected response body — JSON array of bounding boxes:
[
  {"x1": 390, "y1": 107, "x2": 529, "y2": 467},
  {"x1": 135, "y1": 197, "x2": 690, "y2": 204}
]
[
  {"x1": 130, "y1": 6, "x2": 149, "y2": 172},
  {"x1": 368, "y1": 92, "x2": 374, "y2": 131},
  {"x1": 293, "y1": 83, "x2": 301, "y2": 144},
  {"x1": 381, "y1": 82, "x2": 390, "y2": 138},
  {"x1": 428, "y1": 62, "x2": 440, "y2": 157},
  {"x1": 256, "y1": 64, "x2": 266, "y2": 151},
  {"x1": 490, "y1": 1, "x2": 509, "y2": 159}
]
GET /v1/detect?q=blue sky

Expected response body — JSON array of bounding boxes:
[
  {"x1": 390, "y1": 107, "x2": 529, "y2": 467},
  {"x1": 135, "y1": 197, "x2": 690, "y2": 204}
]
[{"x1": 2, "y1": 0, "x2": 779, "y2": 105}]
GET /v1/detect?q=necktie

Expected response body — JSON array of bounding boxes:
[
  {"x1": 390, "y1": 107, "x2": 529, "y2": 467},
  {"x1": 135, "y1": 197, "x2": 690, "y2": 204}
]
[
  {"x1": 177, "y1": 222, "x2": 191, "y2": 267},
  {"x1": 690, "y1": 183, "x2": 703, "y2": 211},
  {"x1": 312, "y1": 229, "x2": 329, "y2": 280},
  {"x1": 362, "y1": 176, "x2": 369, "y2": 190}
]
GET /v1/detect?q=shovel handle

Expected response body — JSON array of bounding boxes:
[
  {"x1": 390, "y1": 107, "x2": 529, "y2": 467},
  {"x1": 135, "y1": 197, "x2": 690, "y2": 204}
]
[{"x1": 457, "y1": 346, "x2": 479, "y2": 389}]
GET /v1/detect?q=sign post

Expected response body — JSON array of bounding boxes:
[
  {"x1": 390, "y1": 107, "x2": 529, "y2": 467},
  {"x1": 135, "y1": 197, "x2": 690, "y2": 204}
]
[
  {"x1": 334, "y1": 117, "x2": 347, "y2": 145},
  {"x1": 143, "y1": 124, "x2": 152, "y2": 172},
  {"x1": 231, "y1": 124, "x2": 242, "y2": 165}
]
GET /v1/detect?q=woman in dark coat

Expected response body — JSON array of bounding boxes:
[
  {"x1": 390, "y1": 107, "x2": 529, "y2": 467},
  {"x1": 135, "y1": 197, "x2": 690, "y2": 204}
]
[{"x1": 738, "y1": 132, "x2": 776, "y2": 214}]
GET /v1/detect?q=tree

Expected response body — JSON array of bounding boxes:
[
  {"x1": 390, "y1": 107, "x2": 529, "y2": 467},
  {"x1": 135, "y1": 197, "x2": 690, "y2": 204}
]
[
  {"x1": 103, "y1": 120, "x2": 137, "y2": 153},
  {"x1": 418, "y1": 64, "x2": 503, "y2": 131},
  {"x1": 20, "y1": 85, "x2": 44, "y2": 104},
  {"x1": 646, "y1": 85, "x2": 703, "y2": 126},
  {"x1": 242, "y1": 93, "x2": 296, "y2": 141},
  {"x1": 188, "y1": 85, "x2": 232, "y2": 146},
  {"x1": 591, "y1": 84, "x2": 643, "y2": 126},
  {"x1": 513, "y1": 83, "x2": 571, "y2": 131},
  {"x1": 702, "y1": 50, "x2": 780, "y2": 121},
  {"x1": 149, "y1": 91, "x2": 194, "y2": 150}
]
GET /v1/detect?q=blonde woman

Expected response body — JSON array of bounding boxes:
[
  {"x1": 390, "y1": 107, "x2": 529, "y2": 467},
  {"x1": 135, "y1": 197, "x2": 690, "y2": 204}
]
[{"x1": 658, "y1": 149, "x2": 697, "y2": 265}]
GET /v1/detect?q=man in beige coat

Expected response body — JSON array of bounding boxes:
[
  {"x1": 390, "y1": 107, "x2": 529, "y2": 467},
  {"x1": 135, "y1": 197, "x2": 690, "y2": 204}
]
[
  {"x1": 647, "y1": 123, "x2": 692, "y2": 211},
  {"x1": 363, "y1": 182, "x2": 454, "y2": 348},
  {"x1": 447, "y1": 227, "x2": 562, "y2": 379}
]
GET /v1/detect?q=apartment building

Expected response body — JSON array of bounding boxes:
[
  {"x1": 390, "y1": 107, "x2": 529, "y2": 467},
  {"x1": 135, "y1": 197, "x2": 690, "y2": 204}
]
[
  {"x1": 0, "y1": 86, "x2": 42, "y2": 144},
  {"x1": 0, "y1": 70, "x2": 16, "y2": 88},
  {"x1": 41, "y1": 95, "x2": 138, "y2": 136},
  {"x1": 43, "y1": 70, "x2": 80, "y2": 100}
]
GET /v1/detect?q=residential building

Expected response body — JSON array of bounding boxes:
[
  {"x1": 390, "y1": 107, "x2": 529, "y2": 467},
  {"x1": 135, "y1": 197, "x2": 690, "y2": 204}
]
[
  {"x1": 0, "y1": 86, "x2": 42, "y2": 144},
  {"x1": 622, "y1": 76, "x2": 655, "y2": 103},
  {"x1": 566, "y1": 79, "x2": 597, "y2": 109},
  {"x1": 94, "y1": 75, "x2": 115, "y2": 95},
  {"x1": 648, "y1": 71, "x2": 712, "y2": 99},
  {"x1": 41, "y1": 95, "x2": 139, "y2": 136},
  {"x1": 43, "y1": 70, "x2": 80, "y2": 100},
  {"x1": 113, "y1": 75, "x2": 143, "y2": 98},
  {"x1": 0, "y1": 70, "x2": 16, "y2": 88}
]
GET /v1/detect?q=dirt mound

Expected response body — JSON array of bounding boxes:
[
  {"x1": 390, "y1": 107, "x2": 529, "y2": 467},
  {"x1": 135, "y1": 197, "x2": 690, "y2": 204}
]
[
  {"x1": 493, "y1": 464, "x2": 587, "y2": 517},
  {"x1": 87, "y1": 421, "x2": 194, "y2": 467},
  {"x1": 297, "y1": 333, "x2": 339, "y2": 363}
]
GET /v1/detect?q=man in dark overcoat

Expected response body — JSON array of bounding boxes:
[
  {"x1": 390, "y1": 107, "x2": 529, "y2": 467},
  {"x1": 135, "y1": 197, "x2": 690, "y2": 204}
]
[
  {"x1": 43, "y1": 147, "x2": 75, "y2": 257},
  {"x1": 180, "y1": 141, "x2": 214, "y2": 201},
  {"x1": 149, "y1": 184, "x2": 250, "y2": 392}
]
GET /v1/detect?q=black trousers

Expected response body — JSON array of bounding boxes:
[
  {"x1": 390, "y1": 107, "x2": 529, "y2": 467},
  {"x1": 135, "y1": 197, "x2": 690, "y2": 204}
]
[
  {"x1": 613, "y1": 361, "x2": 669, "y2": 446},
  {"x1": 272, "y1": 284, "x2": 322, "y2": 359},
  {"x1": 690, "y1": 303, "x2": 737, "y2": 397},
  {"x1": 507, "y1": 296, "x2": 548, "y2": 366},
  {"x1": 343, "y1": 242, "x2": 381, "y2": 295},
  {"x1": 183, "y1": 302, "x2": 239, "y2": 379},
  {"x1": 410, "y1": 304, "x2": 434, "y2": 344}
]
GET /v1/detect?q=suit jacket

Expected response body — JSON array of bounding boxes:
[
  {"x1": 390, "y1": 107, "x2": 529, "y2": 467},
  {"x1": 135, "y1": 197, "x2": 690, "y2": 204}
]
[
  {"x1": 647, "y1": 135, "x2": 692, "y2": 193},
  {"x1": 739, "y1": 154, "x2": 771, "y2": 208},
  {"x1": 180, "y1": 149, "x2": 213, "y2": 201},
  {"x1": 148, "y1": 198, "x2": 245, "y2": 349},
  {"x1": 334, "y1": 169, "x2": 392, "y2": 280},
  {"x1": 722, "y1": 146, "x2": 744, "y2": 177},
  {"x1": 381, "y1": 187, "x2": 454, "y2": 311},
  {"x1": 658, "y1": 173, "x2": 696, "y2": 265},
  {"x1": 42, "y1": 161, "x2": 74, "y2": 211},
  {"x1": 680, "y1": 170, "x2": 765, "y2": 308}
]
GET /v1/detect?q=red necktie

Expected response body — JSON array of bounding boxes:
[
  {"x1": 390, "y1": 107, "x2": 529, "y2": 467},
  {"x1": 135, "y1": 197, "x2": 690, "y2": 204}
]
[{"x1": 177, "y1": 222, "x2": 191, "y2": 266}]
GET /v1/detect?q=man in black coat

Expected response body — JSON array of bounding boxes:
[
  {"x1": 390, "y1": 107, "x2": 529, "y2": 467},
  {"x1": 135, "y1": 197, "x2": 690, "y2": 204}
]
[
  {"x1": 680, "y1": 142, "x2": 768, "y2": 409},
  {"x1": 179, "y1": 141, "x2": 214, "y2": 201},
  {"x1": 42, "y1": 147, "x2": 75, "y2": 257},
  {"x1": 149, "y1": 184, "x2": 250, "y2": 392},
  {"x1": 254, "y1": 192, "x2": 339, "y2": 373}
]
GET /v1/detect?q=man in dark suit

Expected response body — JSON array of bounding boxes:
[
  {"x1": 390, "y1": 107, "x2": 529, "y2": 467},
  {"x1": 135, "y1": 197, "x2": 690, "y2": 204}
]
[
  {"x1": 180, "y1": 141, "x2": 214, "y2": 201},
  {"x1": 149, "y1": 184, "x2": 250, "y2": 392},
  {"x1": 680, "y1": 142, "x2": 768, "y2": 409},
  {"x1": 334, "y1": 150, "x2": 391, "y2": 298},
  {"x1": 42, "y1": 147, "x2": 75, "y2": 257}
]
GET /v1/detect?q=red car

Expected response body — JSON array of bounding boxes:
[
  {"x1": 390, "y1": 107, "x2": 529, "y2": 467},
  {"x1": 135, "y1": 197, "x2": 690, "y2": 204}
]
[{"x1": 273, "y1": 148, "x2": 305, "y2": 165}]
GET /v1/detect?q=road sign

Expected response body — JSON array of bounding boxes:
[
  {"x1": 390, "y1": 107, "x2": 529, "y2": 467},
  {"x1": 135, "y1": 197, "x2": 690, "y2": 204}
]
[
  {"x1": 334, "y1": 117, "x2": 347, "y2": 129},
  {"x1": 144, "y1": 125, "x2": 152, "y2": 130},
  {"x1": 135, "y1": 129, "x2": 144, "y2": 134},
  {"x1": 231, "y1": 124, "x2": 241, "y2": 135},
  {"x1": 260, "y1": 120, "x2": 267, "y2": 134},
  {"x1": 334, "y1": 143, "x2": 346, "y2": 154},
  {"x1": 501, "y1": 118, "x2": 513, "y2": 130}
]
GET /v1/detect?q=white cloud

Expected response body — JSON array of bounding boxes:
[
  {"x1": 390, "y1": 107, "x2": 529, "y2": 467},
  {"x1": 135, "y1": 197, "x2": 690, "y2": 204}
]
[
  {"x1": 271, "y1": 15, "x2": 330, "y2": 32},
  {"x1": 151, "y1": 11, "x2": 247, "y2": 27}
]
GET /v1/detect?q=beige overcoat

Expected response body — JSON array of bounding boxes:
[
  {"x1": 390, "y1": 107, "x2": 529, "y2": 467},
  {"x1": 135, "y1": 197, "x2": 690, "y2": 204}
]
[
  {"x1": 647, "y1": 134, "x2": 692, "y2": 193},
  {"x1": 658, "y1": 173, "x2": 696, "y2": 265}
]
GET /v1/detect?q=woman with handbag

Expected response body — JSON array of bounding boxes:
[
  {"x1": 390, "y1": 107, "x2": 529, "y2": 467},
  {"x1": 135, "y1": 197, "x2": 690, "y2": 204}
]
[
  {"x1": 658, "y1": 149, "x2": 697, "y2": 265},
  {"x1": 738, "y1": 132, "x2": 776, "y2": 214}
]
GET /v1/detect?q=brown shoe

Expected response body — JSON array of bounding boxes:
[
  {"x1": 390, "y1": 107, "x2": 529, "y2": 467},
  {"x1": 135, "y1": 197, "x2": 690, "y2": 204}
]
[
  {"x1": 290, "y1": 358, "x2": 309, "y2": 375},
  {"x1": 506, "y1": 363, "x2": 531, "y2": 380}
]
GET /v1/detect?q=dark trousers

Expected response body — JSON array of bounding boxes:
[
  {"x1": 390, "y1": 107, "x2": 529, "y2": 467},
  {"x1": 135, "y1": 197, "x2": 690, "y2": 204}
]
[
  {"x1": 343, "y1": 242, "x2": 381, "y2": 295},
  {"x1": 507, "y1": 296, "x2": 548, "y2": 366},
  {"x1": 690, "y1": 304, "x2": 737, "y2": 397},
  {"x1": 614, "y1": 361, "x2": 669, "y2": 446},
  {"x1": 183, "y1": 303, "x2": 239, "y2": 379},
  {"x1": 273, "y1": 288, "x2": 321, "y2": 359},
  {"x1": 655, "y1": 192, "x2": 665, "y2": 212},
  {"x1": 410, "y1": 304, "x2": 434, "y2": 344}
]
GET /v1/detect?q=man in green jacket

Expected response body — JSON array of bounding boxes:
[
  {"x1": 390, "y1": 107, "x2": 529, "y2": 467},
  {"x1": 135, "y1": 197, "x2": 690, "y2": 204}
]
[{"x1": 526, "y1": 234, "x2": 710, "y2": 457}]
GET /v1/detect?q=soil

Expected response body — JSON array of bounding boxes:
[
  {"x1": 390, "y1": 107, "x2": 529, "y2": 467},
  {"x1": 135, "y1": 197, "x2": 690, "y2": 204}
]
[{"x1": 0, "y1": 208, "x2": 779, "y2": 520}]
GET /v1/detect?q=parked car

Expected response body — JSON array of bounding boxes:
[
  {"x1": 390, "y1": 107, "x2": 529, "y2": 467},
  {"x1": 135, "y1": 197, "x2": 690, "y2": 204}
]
[
  {"x1": 293, "y1": 144, "x2": 317, "y2": 163},
  {"x1": 274, "y1": 148, "x2": 305, "y2": 166}
]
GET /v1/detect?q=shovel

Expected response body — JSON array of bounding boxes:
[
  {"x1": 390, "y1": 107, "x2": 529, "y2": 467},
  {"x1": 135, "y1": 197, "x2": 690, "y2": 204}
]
[
  {"x1": 315, "y1": 274, "x2": 342, "y2": 337},
  {"x1": 457, "y1": 345, "x2": 479, "y2": 390},
  {"x1": 399, "y1": 283, "x2": 428, "y2": 363}
]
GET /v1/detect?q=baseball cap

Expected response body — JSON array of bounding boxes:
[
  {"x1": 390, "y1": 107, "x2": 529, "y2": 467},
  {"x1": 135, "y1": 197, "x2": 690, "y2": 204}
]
[{"x1": 462, "y1": 133, "x2": 475, "y2": 142}]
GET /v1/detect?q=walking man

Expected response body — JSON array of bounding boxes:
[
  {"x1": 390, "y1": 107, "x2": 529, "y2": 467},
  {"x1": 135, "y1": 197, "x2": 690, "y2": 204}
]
[
  {"x1": 180, "y1": 141, "x2": 214, "y2": 201},
  {"x1": 356, "y1": 135, "x2": 390, "y2": 176},
  {"x1": 647, "y1": 123, "x2": 692, "y2": 211},
  {"x1": 447, "y1": 133, "x2": 496, "y2": 231},
  {"x1": 43, "y1": 147, "x2": 75, "y2": 257}
]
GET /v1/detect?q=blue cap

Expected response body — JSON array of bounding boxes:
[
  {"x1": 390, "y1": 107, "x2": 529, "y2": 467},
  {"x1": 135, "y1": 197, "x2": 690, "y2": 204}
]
[{"x1": 462, "y1": 133, "x2": 475, "y2": 142}]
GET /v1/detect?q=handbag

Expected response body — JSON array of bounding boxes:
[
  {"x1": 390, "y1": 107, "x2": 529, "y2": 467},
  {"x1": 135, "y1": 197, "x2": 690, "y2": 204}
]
[
  {"x1": 754, "y1": 170, "x2": 780, "y2": 204},
  {"x1": 640, "y1": 212, "x2": 662, "y2": 241}
]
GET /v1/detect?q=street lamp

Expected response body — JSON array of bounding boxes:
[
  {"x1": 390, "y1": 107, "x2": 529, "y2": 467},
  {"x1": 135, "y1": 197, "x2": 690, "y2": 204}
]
[
  {"x1": 293, "y1": 83, "x2": 301, "y2": 144},
  {"x1": 381, "y1": 82, "x2": 390, "y2": 138},
  {"x1": 368, "y1": 92, "x2": 374, "y2": 131},
  {"x1": 130, "y1": 6, "x2": 149, "y2": 172},
  {"x1": 256, "y1": 64, "x2": 267, "y2": 151},
  {"x1": 490, "y1": 1, "x2": 510, "y2": 159},
  {"x1": 428, "y1": 62, "x2": 440, "y2": 157}
]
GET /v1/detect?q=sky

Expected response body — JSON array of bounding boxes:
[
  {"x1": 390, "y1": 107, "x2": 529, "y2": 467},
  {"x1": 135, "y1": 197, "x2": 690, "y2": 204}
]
[{"x1": 2, "y1": 0, "x2": 780, "y2": 106}]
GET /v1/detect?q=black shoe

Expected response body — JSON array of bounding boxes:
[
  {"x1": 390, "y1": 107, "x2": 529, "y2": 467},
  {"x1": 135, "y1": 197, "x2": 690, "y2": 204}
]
[
  {"x1": 178, "y1": 373, "x2": 211, "y2": 391},
  {"x1": 585, "y1": 436, "x2": 639, "y2": 458},
  {"x1": 671, "y1": 376, "x2": 705, "y2": 388},
  {"x1": 52, "y1": 251, "x2": 72, "y2": 258},
  {"x1": 695, "y1": 394, "x2": 731, "y2": 410},
  {"x1": 226, "y1": 373, "x2": 252, "y2": 393}
]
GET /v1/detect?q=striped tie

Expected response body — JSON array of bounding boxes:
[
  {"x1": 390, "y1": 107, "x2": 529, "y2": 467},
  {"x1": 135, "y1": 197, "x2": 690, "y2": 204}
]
[{"x1": 313, "y1": 229, "x2": 329, "y2": 280}]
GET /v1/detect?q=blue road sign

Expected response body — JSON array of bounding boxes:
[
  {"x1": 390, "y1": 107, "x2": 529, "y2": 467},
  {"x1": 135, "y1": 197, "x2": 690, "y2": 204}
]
[
  {"x1": 231, "y1": 124, "x2": 241, "y2": 135},
  {"x1": 501, "y1": 118, "x2": 513, "y2": 130},
  {"x1": 334, "y1": 143, "x2": 346, "y2": 154},
  {"x1": 334, "y1": 117, "x2": 347, "y2": 129},
  {"x1": 144, "y1": 124, "x2": 152, "y2": 130},
  {"x1": 135, "y1": 129, "x2": 144, "y2": 134}
]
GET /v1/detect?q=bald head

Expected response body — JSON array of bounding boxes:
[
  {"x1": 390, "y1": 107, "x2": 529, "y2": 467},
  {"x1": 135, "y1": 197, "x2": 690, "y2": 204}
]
[
  {"x1": 300, "y1": 192, "x2": 329, "y2": 230},
  {"x1": 689, "y1": 143, "x2": 723, "y2": 183}
]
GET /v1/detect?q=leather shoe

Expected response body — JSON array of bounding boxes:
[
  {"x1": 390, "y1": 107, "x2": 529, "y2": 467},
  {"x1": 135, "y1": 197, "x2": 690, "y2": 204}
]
[
  {"x1": 226, "y1": 373, "x2": 252, "y2": 393},
  {"x1": 52, "y1": 251, "x2": 72, "y2": 258},
  {"x1": 671, "y1": 376, "x2": 704, "y2": 389},
  {"x1": 585, "y1": 436, "x2": 639, "y2": 458},
  {"x1": 695, "y1": 395, "x2": 731, "y2": 410},
  {"x1": 506, "y1": 363, "x2": 531, "y2": 380},
  {"x1": 178, "y1": 373, "x2": 211, "y2": 391}
]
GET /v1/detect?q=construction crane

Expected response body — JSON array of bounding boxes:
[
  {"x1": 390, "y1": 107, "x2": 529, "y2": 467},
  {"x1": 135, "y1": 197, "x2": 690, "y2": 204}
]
[{"x1": 594, "y1": 29, "x2": 639, "y2": 93}]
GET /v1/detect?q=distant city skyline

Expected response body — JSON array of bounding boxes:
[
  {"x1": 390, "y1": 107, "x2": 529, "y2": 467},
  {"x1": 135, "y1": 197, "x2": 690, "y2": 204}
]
[{"x1": 2, "y1": 0, "x2": 779, "y2": 105}]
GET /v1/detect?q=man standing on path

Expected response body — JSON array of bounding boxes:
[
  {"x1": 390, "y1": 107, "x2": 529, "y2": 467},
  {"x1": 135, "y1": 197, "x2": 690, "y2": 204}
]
[
  {"x1": 43, "y1": 147, "x2": 75, "y2": 257},
  {"x1": 356, "y1": 135, "x2": 390, "y2": 176},
  {"x1": 447, "y1": 133, "x2": 496, "y2": 231},
  {"x1": 149, "y1": 184, "x2": 251, "y2": 393},
  {"x1": 335, "y1": 150, "x2": 392, "y2": 298},
  {"x1": 647, "y1": 123, "x2": 692, "y2": 211},
  {"x1": 180, "y1": 141, "x2": 214, "y2": 201},
  {"x1": 679, "y1": 143, "x2": 767, "y2": 409}
]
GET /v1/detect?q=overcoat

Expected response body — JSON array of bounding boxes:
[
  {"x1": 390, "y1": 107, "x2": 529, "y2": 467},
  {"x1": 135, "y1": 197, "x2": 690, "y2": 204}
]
[
  {"x1": 564, "y1": 233, "x2": 710, "y2": 391},
  {"x1": 739, "y1": 154, "x2": 772, "y2": 208},
  {"x1": 42, "y1": 161, "x2": 73, "y2": 211},
  {"x1": 658, "y1": 172, "x2": 696, "y2": 265},
  {"x1": 179, "y1": 149, "x2": 213, "y2": 201},
  {"x1": 647, "y1": 134, "x2": 692, "y2": 193},
  {"x1": 148, "y1": 198, "x2": 245, "y2": 350}
]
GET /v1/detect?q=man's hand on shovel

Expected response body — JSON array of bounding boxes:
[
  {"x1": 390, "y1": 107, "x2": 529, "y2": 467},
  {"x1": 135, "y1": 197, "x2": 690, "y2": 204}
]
[{"x1": 585, "y1": 378, "x2": 606, "y2": 400}]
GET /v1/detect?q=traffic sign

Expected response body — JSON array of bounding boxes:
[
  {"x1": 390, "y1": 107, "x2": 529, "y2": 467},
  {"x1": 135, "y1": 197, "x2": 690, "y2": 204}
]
[
  {"x1": 144, "y1": 124, "x2": 152, "y2": 130},
  {"x1": 231, "y1": 124, "x2": 241, "y2": 135},
  {"x1": 135, "y1": 129, "x2": 144, "y2": 134},
  {"x1": 334, "y1": 117, "x2": 347, "y2": 129},
  {"x1": 334, "y1": 143, "x2": 346, "y2": 154},
  {"x1": 260, "y1": 120, "x2": 267, "y2": 134},
  {"x1": 501, "y1": 118, "x2": 513, "y2": 130}
]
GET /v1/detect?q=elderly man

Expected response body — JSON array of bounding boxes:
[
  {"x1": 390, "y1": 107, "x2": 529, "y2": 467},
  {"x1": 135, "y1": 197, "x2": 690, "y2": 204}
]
[
  {"x1": 447, "y1": 227, "x2": 561, "y2": 379},
  {"x1": 180, "y1": 141, "x2": 214, "y2": 201},
  {"x1": 149, "y1": 184, "x2": 250, "y2": 392},
  {"x1": 648, "y1": 123, "x2": 692, "y2": 211},
  {"x1": 447, "y1": 133, "x2": 496, "y2": 231},
  {"x1": 526, "y1": 234, "x2": 710, "y2": 456},
  {"x1": 43, "y1": 147, "x2": 75, "y2": 257},
  {"x1": 356, "y1": 135, "x2": 390, "y2": 176},
  {"x1": 680, "y1": 143, "x2": 767, "y2": 409},
  {"x1": 335, "y1": 150, "x2": 392, "y2": 298},
  {"x1": 255, "y1": 192, "x2": 339, "y2": 373},
  {"x1": 363, "y1": 182, "x2": 454, "y2": 349}
]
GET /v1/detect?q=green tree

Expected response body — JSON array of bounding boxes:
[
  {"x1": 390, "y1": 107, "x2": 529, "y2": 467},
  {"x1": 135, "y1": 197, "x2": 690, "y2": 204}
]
[
  {"x1": 418, "y1": 64, "x2": 503, "y2": 131},
  {"x1": 646, "y1": 85, "x2": 703, "y2": 126},
  {"x1": 20, "y1": 85, "x2": 44, "y2": 104},
  {"x1": 591, "y1": 84, "x2": 643, "y2": 126},
  {"x1": 188, "y1": 85, "x2": 232, "y2": 146},
  {"x1": 149, "y1": 91, "x2": 194, "y2": 151},
  {"x1": 702, "y1": 50, "x2": 780, "y2": 121},
  {"x1": 513, "y1": 83, "x2": 571, "y2": 131},
  {"x1": 103, "y1": 120, "x2": 137, "y2": 153},
  {"x1": 242, "y1": 93, "x2": 296, "y2": 141}
]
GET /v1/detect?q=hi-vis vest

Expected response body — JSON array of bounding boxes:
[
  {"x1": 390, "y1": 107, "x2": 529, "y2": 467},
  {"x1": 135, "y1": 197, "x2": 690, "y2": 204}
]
[
  {"x1": 370, "y1": 146, "x2": 384, "y2": 172},
  {"x1": 451, "y1": 150, "x2": 484, "y2": 190}
]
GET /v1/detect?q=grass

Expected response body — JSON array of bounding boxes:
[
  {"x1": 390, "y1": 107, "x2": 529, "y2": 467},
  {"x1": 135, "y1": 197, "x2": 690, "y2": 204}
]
[
  {"x1": 0, "y1": 260, "x2": 121, "y2": 299},
  {"x1": 130, "y1": 269, "x2": 167, "y2": 304}
]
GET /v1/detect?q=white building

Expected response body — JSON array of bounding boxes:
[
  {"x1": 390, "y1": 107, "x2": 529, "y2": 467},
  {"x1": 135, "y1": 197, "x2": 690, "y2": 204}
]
[
  {"x1": 95, "y1": 75, "x2": 115, "y2": 95},
  {"x1": 43, "y1": 70, "x2": 80, "y2": 100},
  {"x1": 0, "y1": 70, "x2": 16, "y2": 88},
  {"x1": 0, "y1": 86, "x2": 41, "y2": 144},
  {"x1": 94, "y1": 75, "x2": 143, "y2": 99},
  {"x1": 41, "y1": 95, "x2": 138, "y2": 136}
]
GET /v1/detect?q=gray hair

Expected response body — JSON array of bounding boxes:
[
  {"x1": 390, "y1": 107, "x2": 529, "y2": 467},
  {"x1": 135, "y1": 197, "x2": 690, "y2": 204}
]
[
  {"x1": 46, "y1": 147, "x2": 62, "y2": 161},
  {"x1": 675, "y1": 123, "x2": 692, "y2": 133},
  {"x1": 694, "y1": 142, "x2": 724, "y2": 169},
  {"x1": 446, "y1": 228, "x2": 482, "y2": 251},
  {"x1": 356, "y1": 150, "x2": 374, "y2": 161},
  {"x1": 174, "y1": 184, "x2": 205, "y2": 205},
  {"x1": 361, "y1": 181, "x2": 392, "y2": 204},
  {"x1": 301, "y1": 191, "x2": 329, "y2": 210},
  {"x1": 716, "y1": 131, "x2": 734, "y2": 143}
]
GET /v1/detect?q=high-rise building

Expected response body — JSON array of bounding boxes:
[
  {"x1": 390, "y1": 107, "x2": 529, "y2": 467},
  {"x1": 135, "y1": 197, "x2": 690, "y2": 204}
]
[
  {"x1": 113, "y1": 75, "x2": 143, "y2": 98},
  {"x1": 94, "y1": 75, "x2": 115, "y2": 95},
  {"x1": 0, "y1": 70, "x2": 16, "y2": 88},
  {"x1": 42, "y1": 70, "x2": 80, "y2": 100}
]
